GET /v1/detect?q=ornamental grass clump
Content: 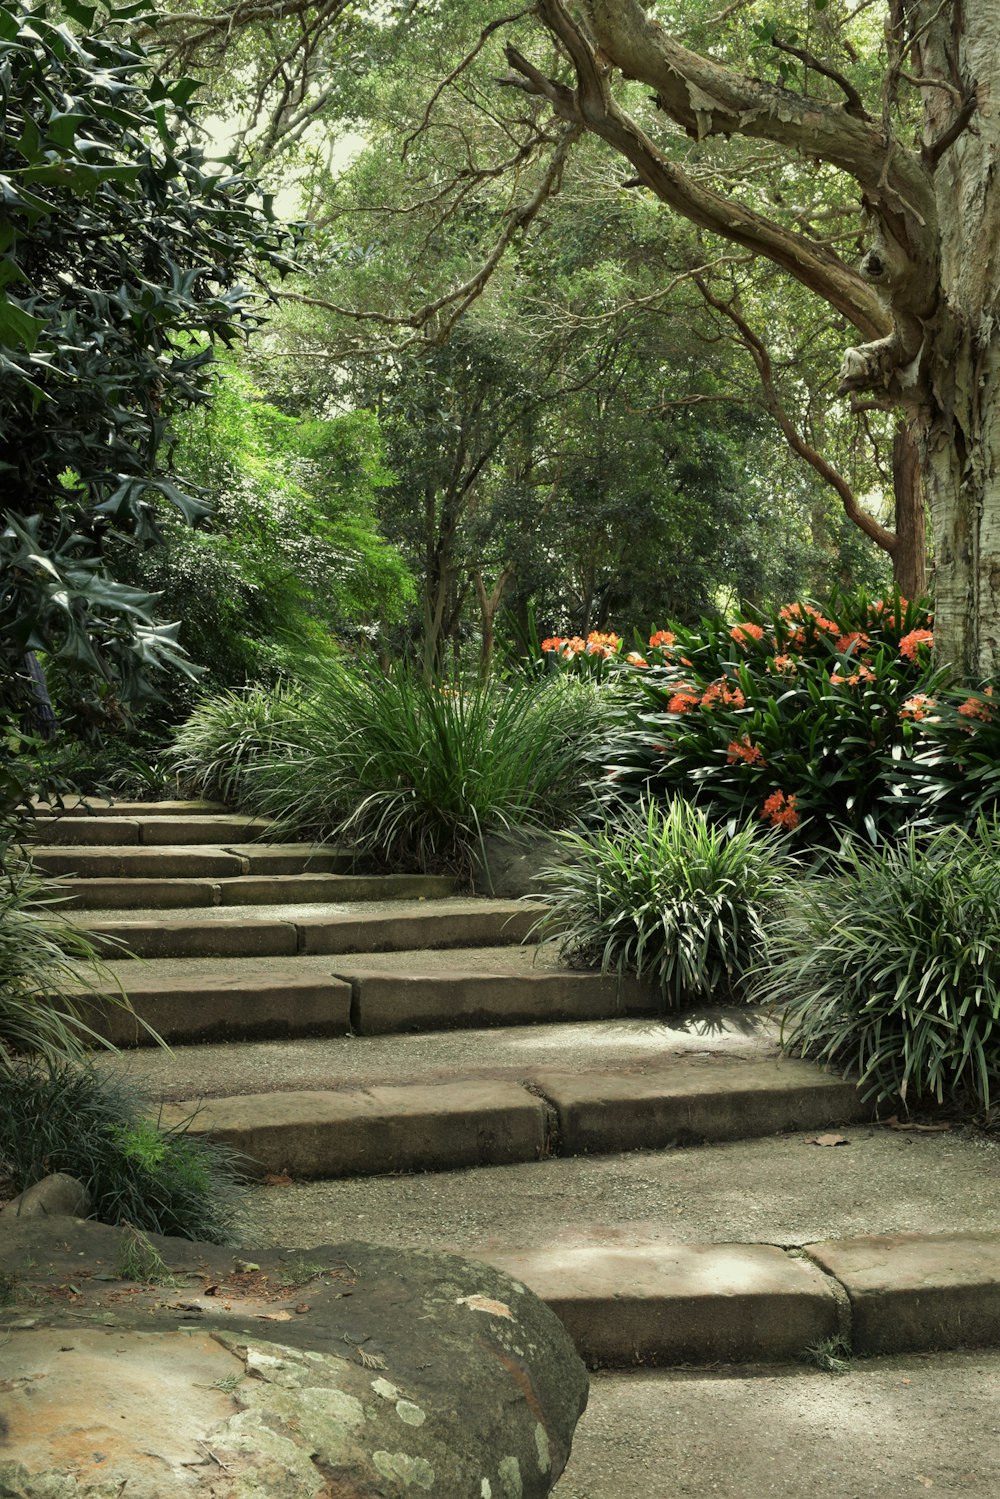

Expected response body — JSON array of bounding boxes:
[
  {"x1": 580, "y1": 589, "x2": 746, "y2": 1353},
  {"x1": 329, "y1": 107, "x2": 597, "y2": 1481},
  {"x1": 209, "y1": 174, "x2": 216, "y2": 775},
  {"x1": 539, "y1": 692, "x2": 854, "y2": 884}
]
[
  {"x1": 765, "y1": 820, "x2": 1000, "y2": 1114},
  {"x1": 246, "y1": 660, "x2": 614, "y2": 879},
  {"x1": 534, "y1": 798, "x2": 794, "y2": 1009},
  {"x1": 0, "y1": 1060, "x2": 248, "y2": 1243},
  {"x1": 0, "y1": 855, "x2": 141, "y2": 1069},
  {"x1": 169, "y1": 680, "x2": 307, "y2": 809}
]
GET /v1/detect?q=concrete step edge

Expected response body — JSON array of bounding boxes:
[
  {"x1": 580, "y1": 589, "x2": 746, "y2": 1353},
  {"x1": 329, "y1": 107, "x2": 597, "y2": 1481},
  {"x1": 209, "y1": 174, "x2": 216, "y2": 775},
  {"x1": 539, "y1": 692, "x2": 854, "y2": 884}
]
[
  {"x1": 476, "y1": 1231, "x2": 1000, "y2": 1367},
  {"x1": 50, "y1": 872, "x2": 459, "y2": 911},
  {"x1": 160, "y1": 1061, "x2": 867, "y2": 1178}
]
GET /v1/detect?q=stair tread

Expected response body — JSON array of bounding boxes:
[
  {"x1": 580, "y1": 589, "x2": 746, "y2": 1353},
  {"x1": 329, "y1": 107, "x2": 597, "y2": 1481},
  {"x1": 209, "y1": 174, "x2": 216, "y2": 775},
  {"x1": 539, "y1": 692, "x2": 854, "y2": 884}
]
[{"x1": 72, "y1": 896, "x2": 538, "y2": 926}]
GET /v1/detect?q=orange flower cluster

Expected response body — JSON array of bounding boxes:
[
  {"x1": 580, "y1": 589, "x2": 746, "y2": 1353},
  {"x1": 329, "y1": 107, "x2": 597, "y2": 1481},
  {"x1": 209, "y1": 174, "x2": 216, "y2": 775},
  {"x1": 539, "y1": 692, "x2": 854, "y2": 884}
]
[
  {"x1": 648, "y1": 630, "x2": 676, "y2": 648},
  {"x1": 830, "y1": 664, "x2": 875, "y2": 687},
  {"x1": 780, "y1": 603, "x2": 838, "y2": 636},
  {"x1": 540, "y1": 631, "x2": 622, "y2": 660},
  {"x1": 701, "y1": 679, "x2": 746, "y2": 710},
  {"x1": 900, "y1": 693, "x2": 938, "y2": 721},
  {"x1": 959, "y1": 695, "x2": 992, "y2": 722},
  {"x1": 899, "y1": 628, "x2": 934, "y2": 661},
  {"x1": 761, "y1": 790, "x2": 798, "y2": 830},
  {"x1": 727, "y1": 736, "x2": 766, "y2": 766},
  {"x1": 626, "y1": 652, "x2": 649, "y2": 668},
  {"x1": 835, "y1": 631, "x2": 870, "y2": 655},
  {"x1": 731, "y1": 622, "x2": 765, "y2": 646},
  {"x1": 667, "y1": 686, "x2": 701, "y2": 714},
  {"x1": 769, "y1": 654, "x2": 797, "y2": 675}
]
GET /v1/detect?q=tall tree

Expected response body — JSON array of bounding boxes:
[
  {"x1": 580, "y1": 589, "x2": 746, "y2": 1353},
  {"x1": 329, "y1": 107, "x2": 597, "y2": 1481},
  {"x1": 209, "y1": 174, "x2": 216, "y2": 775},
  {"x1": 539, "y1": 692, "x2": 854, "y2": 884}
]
[{"x1": 501, "y1": 0, "x2": 995, "y2": 675}]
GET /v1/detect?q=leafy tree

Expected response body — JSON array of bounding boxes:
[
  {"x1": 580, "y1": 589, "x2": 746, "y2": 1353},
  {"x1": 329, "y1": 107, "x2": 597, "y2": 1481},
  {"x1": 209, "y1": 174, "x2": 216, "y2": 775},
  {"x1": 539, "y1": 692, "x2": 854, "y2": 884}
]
[
  {"x1": 0, "y1": 0, "x2": 296, "y2": 761},
  {"x1": 107, "y1": 359, "x2": 414, "y2": 689}
]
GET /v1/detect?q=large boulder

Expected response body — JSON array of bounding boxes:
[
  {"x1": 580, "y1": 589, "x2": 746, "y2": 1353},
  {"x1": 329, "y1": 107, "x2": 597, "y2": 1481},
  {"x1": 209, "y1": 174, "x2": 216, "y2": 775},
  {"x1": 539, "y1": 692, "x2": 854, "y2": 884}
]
[{"x1": 0, "y1": 1219, "x2": 587, "y2": 1498}]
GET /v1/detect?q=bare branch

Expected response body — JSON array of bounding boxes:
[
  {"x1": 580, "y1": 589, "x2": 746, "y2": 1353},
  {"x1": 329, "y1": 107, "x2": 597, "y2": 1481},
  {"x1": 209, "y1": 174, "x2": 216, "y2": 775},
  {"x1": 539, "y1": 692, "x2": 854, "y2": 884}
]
[
  {"x1": 770, "y1": 36, "x2": 871, "y2": 120},
  {"x1": 923, "y1": 88, "x2": 979, "y2": 169},
  {"x1": 402, "y1": 9, "x2": 534, "y2": 158}
]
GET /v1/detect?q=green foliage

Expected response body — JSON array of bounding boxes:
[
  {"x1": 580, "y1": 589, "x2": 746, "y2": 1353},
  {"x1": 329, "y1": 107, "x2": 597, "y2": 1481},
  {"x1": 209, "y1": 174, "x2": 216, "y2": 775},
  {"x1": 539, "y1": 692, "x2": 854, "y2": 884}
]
[
  {"x1": 170, "y1": 680, "x2": 307, "y2": 807},
  {"x1": 534, "y1": 798, "x2": 793, "y2": 1008},
  {"x1": 0, "y1": 0, "x2": 296, "y2": 732},
  {"x1": 585, "y1": 592, "x2": 953, "y2": 846},
  {"x1": 0, "y1": 1060, "x2": 247, "y2": 1242},
  {"x1": 108, "y1": 361, "x2": 414, "y2": 688},
  {"x1": 174, "y1": 662, "x2": 615, "y2": 878},
  {"x1": 766, "y1": 823, "x2": 1000, "y2": 1113},
  {"x1": 0, "y1": 854, "x2": 140, "y2": 1069}
]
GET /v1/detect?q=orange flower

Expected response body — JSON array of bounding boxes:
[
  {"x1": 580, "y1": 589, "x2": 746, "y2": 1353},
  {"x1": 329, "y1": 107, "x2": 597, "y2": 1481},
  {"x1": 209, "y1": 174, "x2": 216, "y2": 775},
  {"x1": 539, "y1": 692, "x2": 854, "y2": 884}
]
[
  {"x1": 769, "y1": 655, "x2": 797, "y2": 675},
  {"x1": 899, "y1": 628, "x2": 934, "y2": 661},
  {"x1": 959, "y1": 696, "x2": 992, "y2": 722},
  {"x1": 648, "y1": 629, "x2": 675, "y2": 648},
  {"x1": 836, "y1": 631, "x2": 870, "y2": 655},
  {"x1": 779, "y1": 603, "x2": 838, "y2": 636},
  {"x1": 900, "y1": 693, "x2": 938, "y2": 721},
  {"x1": 731, "y1": 622, "x2": 765, "y2": 646},
  {"x1": 761, "y1": 790, "x2": 799, "y2": 830},
  {"x1": 727, "y1": 736, "x2": 766, "y2": 766},
  {"x1": 540, "y1": 637, "x2": 565, "y2": 653},
  {"x1": 626, "y1": 652, "x2": 649, "y2": 668},
  {"x1": 667, "y1": 688, "x2": 700, "y2": 714},
  {"x1": 701, "y1": 679, "x2": 746, "y2": 709},
  {"x1": 587, "y1": 631, "x2": 621, "y2": 650}
]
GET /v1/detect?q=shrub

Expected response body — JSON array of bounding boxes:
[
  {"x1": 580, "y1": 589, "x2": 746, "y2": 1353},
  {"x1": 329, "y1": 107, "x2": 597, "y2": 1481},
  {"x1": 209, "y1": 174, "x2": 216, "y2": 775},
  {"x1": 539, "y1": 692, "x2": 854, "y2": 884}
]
[
  {"x1": 175, "y1": 662, "x2": 616, "y2": 878},
  {"x1": 764, "y1": 822, "x2": 1000, "y2": 1113},
  {"x1": 532, "y1": 591, "x2": 1000, "y2": 847},
  {"x1": 0, "y1": 855, "x2": 140, "y2": 1069},
  {"x1": 0, "y1": 1060, "x2": 247, "y2": 1243},
  {"x1": 534, "y1": 798, "x2": 794, "y2": 1008},
  {"x1": 170, "y1": 680, "x2": 308, "y2": 808}
]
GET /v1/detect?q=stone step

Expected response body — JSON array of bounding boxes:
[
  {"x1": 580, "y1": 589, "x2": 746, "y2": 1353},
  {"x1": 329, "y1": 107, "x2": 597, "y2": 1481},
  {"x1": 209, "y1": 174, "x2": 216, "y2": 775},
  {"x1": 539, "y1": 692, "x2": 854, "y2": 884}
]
[
  {"x1": 53, "y1": 872, "x2": 458, "y2": 911},
  {"x1": 32, "y1": 798, "x2": 227, "y2": 817},
  {"x1": 157, "y1": 1058, "x2": 864, "y2": 1178},
  {"x1": 28, "y1": 813, "x2": 274, "y2": 846},
  {"x1": 31, "y1": 844, "x2": 354, "y2": 879},
  {"x1": 75, "y1": 897, "x2": 542, "y2": 960},
  {"x1": 244, "y1": 1123, "x2": 1000, "y2": 1369},
  {"x1": 80, "y1": 947, "x2": 660, "y2": 1042}
]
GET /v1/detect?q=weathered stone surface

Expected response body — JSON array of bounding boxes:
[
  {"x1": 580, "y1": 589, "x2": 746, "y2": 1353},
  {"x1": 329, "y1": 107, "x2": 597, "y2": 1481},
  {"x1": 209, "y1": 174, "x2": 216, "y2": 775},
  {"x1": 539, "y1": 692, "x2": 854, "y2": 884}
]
[
  {"x1": 157, "y1": 1079, "x2": 549, "y2": 1177},
  {"x1": 80, "y1": 971, "x2": 353, "y2": 1046},
  {"x1": 0, "y1": 1220, "x2": 587, "y2": 1498},
  {"x1": 471, "y1": 831, "x2": 565, "y2": 898},
  {"x1": 80, "y1": 916, "x2": 299, "y2": 960},
  {"x1": 485, "y1": 1242, "x2": 839, "y2": 1367},
  {"x1": 529, "y1": 1058, "x2": 868, "y2": 1155},
  {"x1": 806, "y1": 1230, "x2": 1000, "y2": 1354},
  {"x1": 0, "y1": 1173, "x2": 91, "y2": 1221}
]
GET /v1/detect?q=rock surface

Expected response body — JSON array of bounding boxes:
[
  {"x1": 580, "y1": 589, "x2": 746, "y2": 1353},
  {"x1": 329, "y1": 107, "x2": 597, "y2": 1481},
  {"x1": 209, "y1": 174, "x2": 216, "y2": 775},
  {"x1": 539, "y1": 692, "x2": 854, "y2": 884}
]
[
  {"x1": 0, "y1": 1219, "x2": 587, "y2": 1497},
  {"x1": 0, "y1": 1172, "x2": 91, "y2": 1221}
]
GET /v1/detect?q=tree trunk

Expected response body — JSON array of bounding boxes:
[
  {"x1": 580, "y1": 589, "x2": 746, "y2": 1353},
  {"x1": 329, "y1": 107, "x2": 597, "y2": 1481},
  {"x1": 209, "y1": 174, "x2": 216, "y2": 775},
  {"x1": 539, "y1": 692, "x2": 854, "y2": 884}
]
[{"x1": 891, "y1": 424, "x2": 927, "y2": 600}]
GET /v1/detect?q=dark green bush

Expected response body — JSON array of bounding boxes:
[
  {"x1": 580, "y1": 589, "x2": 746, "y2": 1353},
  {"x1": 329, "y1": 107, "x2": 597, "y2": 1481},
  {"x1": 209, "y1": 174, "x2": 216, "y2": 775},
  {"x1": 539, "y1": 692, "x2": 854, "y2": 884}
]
[
  {"x1": 0, "y1": 1061, "x2": 247, "y2": 1243},
  {"x1": 534, "y1": 798, "x2": 794, "y2": 1008},
  {"x1": 764, "y1": 821, "x2": 1000, "y2": 1113}
]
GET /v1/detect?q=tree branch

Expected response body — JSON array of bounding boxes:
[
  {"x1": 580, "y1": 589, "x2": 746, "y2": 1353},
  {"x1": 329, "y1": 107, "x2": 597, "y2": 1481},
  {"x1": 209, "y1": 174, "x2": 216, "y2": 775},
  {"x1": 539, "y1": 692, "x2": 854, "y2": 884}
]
[
  {"x1": 692, "y1": 275, "x2": 898, "y2": 557},
  {"x1": 770, "y1": 37, "x2": 871, "y2": 120}
]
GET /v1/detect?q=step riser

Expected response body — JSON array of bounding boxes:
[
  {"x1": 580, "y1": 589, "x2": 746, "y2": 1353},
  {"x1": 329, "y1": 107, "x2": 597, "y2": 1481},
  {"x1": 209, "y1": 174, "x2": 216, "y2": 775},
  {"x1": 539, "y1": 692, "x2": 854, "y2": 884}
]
[
  {"x1": 33, "y1": 849, "x2": 353, "y2": 879},
  {"x1": 163, "y1": 1074, "x2": 869, "y2": 1179},
  {"x1": 82, "y1": 908, "x2": 540, "y2": 960},
  {"x1": 483, "y1": 1245, "x2": 840, "y2": 1368},
  {"x1": 33, "y1": 800, "x2": 226, "y2": 817},
  {"x1": 78, "y1": 980, "x2": 353, "y2": 1046},
  {"x1": 79, "y1": 971, "x2": 655, "y2": 1045},
  {"x1": 54, "y1": 874, "x2": 457, "y2": 910},
  {"x1": 159, "y1": 1085, "x2": 548, "y2": 1178},
  {"x1": 30, "y1": 815, "x2": 274, "y2": 846}
]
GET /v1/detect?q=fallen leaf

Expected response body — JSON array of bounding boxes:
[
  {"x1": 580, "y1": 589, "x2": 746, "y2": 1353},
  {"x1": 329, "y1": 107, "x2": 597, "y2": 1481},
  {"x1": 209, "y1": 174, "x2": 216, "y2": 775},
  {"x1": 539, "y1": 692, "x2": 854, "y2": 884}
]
[
  {"x1": 900, "y1": 1377, "x2": 912, "y2": 1385},
  {"x1": 810, "y1": 1134, "x2": 849, "y2": 1147},
  {"x1": 915, "y1": 1476, "x2": 933, "y2": 1487},
  {"x1": 295, "y1": 1303, "x2": 310, "y2": 1314},
  {"x1": 260, "y1": 1310, "x2": 291, "y2": 1322},
  {"x1": 203, "y1": 1284, "x2": 220, "y2": 1297}
]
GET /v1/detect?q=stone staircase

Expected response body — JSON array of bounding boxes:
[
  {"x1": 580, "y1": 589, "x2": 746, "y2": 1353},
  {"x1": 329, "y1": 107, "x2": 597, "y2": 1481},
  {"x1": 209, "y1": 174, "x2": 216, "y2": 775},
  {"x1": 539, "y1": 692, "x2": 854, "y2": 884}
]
[{"x1": 38, "y1": 797, "x2": 974, "y2": 1372}]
